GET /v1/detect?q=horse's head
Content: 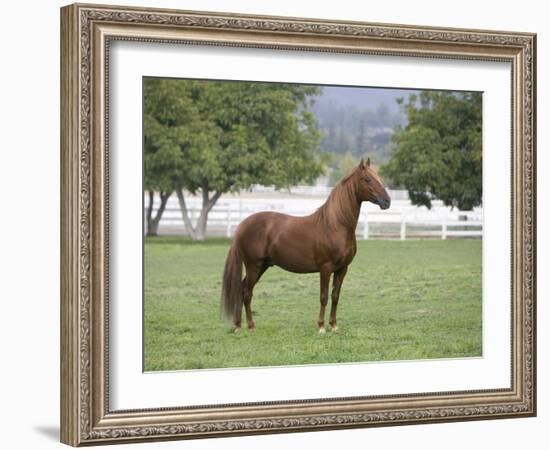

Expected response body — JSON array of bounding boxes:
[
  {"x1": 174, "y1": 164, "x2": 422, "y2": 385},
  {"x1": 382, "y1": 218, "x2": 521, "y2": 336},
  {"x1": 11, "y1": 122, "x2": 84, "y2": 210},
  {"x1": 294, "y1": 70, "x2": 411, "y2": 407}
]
[{"x1": 355, "y1": 158, "x2": 391, "y2": 210}]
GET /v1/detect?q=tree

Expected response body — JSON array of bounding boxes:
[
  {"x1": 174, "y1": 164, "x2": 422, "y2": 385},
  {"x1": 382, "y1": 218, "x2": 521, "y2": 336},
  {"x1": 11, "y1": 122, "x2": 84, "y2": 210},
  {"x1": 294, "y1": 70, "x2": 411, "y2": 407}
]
[
  {"x1": 381, "y1": 91, "x2": 482, "y2": 210},
  {"x1": 143, "y1": 107, "x2": 177, "y2": 236},
  {"x1": 143, "y1": 79, "x2": 200, "y2": 236},
  {"x1": 143, "y1": 108, "x2": 175, "y2": 237},
  {"x1": 144, "y1": 78, "x2": 325, "y2": 240}
]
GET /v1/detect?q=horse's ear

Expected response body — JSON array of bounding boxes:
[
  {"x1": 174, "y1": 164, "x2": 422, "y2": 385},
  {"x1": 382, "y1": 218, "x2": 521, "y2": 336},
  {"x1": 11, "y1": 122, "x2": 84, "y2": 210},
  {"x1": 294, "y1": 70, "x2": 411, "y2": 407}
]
[{"x1": 359, "y1": 158, "x2": 371, "y2": 169}]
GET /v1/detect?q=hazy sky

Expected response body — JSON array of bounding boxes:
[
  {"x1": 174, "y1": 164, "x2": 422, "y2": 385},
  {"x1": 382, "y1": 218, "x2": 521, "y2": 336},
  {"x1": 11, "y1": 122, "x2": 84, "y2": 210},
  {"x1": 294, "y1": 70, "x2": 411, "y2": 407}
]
[{"x1": 315, "y1": 86, "x2": 417, "y2": 113}]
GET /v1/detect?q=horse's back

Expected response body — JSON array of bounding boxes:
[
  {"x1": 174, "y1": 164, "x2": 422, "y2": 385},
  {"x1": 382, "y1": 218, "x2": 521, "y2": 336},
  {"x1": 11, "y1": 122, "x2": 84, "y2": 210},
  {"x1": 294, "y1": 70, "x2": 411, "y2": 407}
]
[
  {"x1": 233, "y1": 211, "x2": 287, "y2": 257},
  {"x1": 235, "y1": 211, "x2": 289, "y2": 237}
]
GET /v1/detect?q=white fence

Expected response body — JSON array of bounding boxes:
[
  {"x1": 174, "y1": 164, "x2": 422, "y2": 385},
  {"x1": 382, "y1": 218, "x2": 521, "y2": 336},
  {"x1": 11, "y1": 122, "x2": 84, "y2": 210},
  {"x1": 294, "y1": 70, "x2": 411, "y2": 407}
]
[{"x1": 146, "y1": 189, "x2": 482, "y2": 240}]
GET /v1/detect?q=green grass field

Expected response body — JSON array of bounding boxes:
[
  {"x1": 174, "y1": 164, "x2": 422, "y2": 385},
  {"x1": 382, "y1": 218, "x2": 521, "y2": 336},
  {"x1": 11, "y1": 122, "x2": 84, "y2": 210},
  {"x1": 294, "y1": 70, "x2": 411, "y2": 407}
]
[{"x1": 144, "y1": 237, "x2": 482, "y2": 371}]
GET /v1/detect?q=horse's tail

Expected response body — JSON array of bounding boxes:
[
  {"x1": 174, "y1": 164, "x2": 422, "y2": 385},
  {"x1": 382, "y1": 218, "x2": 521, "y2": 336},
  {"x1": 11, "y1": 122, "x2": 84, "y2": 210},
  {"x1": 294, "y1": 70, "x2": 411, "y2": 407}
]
[{"x1": 220, "y1": 239, "x2": 243, "y2": 322}]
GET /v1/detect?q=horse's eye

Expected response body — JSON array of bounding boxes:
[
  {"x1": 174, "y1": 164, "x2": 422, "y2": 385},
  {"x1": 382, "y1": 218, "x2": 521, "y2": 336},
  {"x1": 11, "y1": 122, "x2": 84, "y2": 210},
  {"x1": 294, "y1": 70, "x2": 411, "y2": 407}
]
[{"x1": 364, "y1": 176, "x2": 372, "y2": 183}]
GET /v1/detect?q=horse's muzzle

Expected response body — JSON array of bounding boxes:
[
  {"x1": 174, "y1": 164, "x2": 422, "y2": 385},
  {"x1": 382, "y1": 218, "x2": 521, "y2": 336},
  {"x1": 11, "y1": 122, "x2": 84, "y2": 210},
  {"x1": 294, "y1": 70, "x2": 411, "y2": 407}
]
[{"x1": 378, "y1": 197, "x2": 391, "y2": 210}]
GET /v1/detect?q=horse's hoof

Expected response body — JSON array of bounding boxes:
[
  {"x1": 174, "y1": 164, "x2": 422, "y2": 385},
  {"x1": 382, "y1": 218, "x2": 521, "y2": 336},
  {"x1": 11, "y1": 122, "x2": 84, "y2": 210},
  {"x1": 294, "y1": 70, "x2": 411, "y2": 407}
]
[
  {"x1": 248, "y1": 325, "x2": 255, "y2": 331},
  {"x1": 318, "y1": 327, "x2": 326, "y2": 335},
  {"x1": 234, "y1": 327, "x2": 241, "y2": 334},
  {"x1": 331, "y1": 325, "x2": 338, "y2": 332}
]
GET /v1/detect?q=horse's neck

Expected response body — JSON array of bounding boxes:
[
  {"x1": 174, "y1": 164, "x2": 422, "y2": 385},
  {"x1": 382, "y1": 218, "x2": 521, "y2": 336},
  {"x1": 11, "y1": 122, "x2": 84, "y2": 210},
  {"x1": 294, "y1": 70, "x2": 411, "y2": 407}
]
[
  {"x1": 318, "y1": 180, "x2": 361, "y2": 231},
  {"x1": 340, "y1": 196, "x2": 361, "y2": 231}
]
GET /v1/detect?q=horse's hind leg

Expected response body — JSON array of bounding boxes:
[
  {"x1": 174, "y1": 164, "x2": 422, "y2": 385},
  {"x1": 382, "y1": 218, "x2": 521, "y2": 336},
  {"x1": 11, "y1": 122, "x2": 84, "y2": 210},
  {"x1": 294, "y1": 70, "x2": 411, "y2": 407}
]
[
  {"x1": 242, "y1": 261, "x2": 269, "y2": 330},
  {"x1": 243, "y1": 259, "x2": 271, "y2": 329}
]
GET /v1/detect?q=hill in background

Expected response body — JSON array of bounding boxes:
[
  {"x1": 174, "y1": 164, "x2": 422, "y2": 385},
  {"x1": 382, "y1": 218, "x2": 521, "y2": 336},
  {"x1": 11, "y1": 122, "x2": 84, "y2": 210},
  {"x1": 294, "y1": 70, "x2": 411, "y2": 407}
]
[{"x1": 310, "y1": 86, "x2": 415, "y2": 180}]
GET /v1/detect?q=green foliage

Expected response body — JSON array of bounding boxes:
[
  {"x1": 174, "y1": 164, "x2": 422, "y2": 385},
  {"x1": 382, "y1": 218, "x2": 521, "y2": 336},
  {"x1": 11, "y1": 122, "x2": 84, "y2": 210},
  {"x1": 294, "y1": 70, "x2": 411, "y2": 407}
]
[
  {"x1": 329, "y1": 151, "x2": 359, "y2": 186},
  {"x1": 143, "y1": 238, "x2": 482, "y2": 371},
  {"x1": 144, "y1": 78, "x2": 325, "y2": 194},
  {"x1": 381, "y1": 91, "x2": 482, "y2": 210}
]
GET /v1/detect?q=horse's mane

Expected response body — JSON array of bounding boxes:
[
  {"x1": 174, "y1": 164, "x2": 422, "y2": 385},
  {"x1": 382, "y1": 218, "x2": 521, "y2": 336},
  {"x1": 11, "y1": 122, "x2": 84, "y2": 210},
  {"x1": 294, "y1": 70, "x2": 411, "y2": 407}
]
[{"x1": 316, "y1": 167, "x2": 360, "y2": 229}]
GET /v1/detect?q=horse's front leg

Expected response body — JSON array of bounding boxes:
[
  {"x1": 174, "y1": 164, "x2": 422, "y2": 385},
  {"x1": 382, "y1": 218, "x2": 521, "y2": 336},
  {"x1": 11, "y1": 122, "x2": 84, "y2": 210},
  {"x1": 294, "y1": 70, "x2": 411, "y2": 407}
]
[
  {"x1": 329, "y1": 266, "x2": 348, "y2": 332},
  {"x1": 318, "y1": 267, "x2": 332, "y2": 334}
]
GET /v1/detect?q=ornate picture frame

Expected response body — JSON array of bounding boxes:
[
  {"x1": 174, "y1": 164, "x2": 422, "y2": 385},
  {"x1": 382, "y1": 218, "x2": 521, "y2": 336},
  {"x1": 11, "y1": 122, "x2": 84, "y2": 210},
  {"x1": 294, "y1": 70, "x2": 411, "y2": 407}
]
[{"x1": 60, "y1": 3, "x2": 536, "y2": 446}]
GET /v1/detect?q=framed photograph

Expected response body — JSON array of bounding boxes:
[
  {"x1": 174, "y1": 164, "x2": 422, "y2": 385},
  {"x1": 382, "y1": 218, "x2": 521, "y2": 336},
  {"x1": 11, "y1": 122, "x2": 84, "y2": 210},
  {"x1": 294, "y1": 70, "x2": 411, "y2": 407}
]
[{"x1": 60, "y1": 3, "x2": 536, "y2": 446}]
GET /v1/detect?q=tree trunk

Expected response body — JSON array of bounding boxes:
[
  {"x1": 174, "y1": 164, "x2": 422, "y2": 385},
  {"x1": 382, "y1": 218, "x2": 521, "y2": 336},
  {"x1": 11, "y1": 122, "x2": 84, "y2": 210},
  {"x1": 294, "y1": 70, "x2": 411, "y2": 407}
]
[
  {"x1": 194, "y1": 214, "x2": 208, "y2": 241},
  {"x1": 175, "y1": 187, "x2": 198, "y2": 239},
  {"x1": 175, "y1": 183, "x2": 222, "y2": 241},
  {"x1": 146, "y1": 190, "x2": 155, "y2": 236},
  {"x1": 146, "y1": 190, "x2": 171, "y2": 236}
]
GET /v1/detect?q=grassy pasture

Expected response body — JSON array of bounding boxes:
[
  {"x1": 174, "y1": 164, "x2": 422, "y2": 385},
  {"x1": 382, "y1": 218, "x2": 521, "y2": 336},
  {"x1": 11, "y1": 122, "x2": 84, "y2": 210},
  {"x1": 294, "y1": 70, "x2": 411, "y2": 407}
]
[{"x1": 144, "y1": 238, "x2": 482, "y2": 371}]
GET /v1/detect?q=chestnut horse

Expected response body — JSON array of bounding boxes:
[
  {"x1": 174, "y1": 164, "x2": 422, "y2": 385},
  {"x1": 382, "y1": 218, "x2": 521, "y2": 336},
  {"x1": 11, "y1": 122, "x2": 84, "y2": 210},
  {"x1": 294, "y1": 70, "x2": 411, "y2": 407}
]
[{"x1": 221, "y1": 158, "x2": 391, "y2": 333}]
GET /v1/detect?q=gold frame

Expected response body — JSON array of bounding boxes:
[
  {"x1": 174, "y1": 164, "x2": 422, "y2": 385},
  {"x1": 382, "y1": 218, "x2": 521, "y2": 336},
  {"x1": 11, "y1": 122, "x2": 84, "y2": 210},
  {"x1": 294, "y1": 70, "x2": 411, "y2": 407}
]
[{"x1": 60, "y1": 2, "x2": 536, "y2": 446}]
